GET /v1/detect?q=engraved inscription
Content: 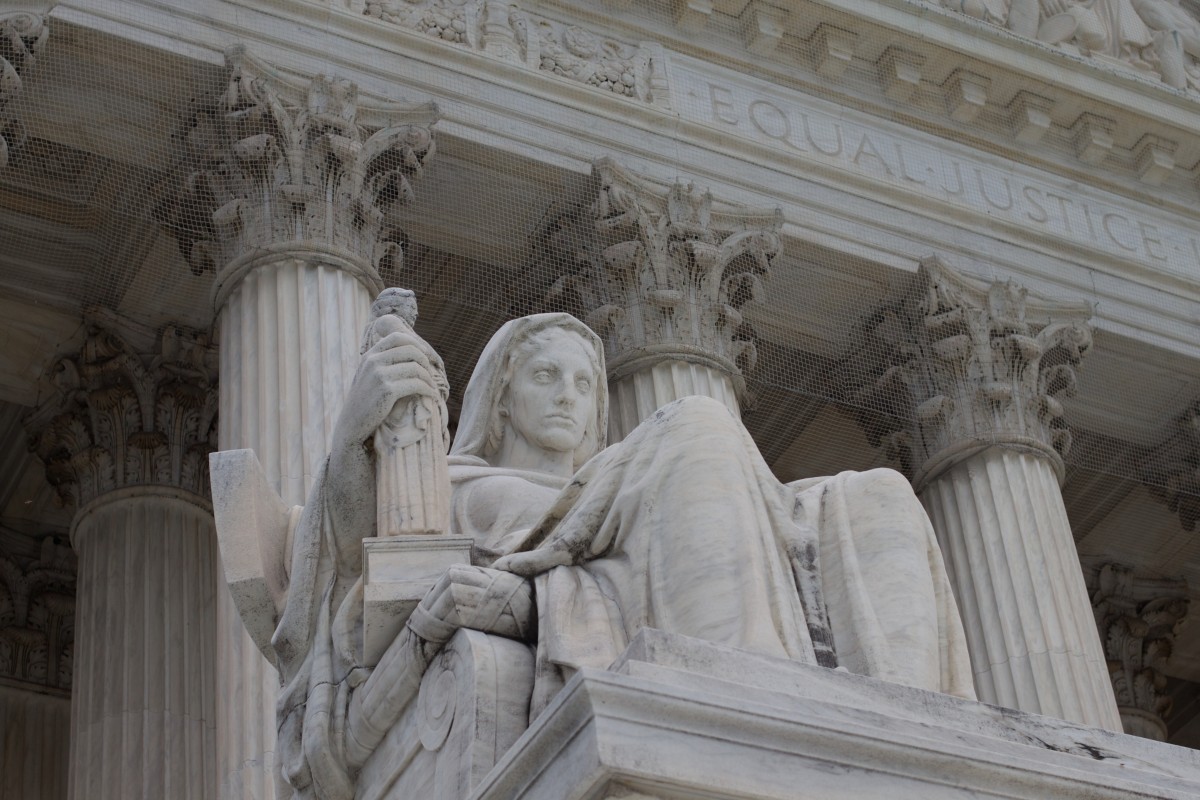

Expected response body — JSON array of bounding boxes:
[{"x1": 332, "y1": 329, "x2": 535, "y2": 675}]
[{"x1": 680, "y1": 70, "x2": 1200, "y2": 283}]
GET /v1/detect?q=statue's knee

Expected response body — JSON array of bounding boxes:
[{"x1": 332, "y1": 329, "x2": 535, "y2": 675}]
[
  {"x1": 850, "y1": 468, "x2": 920, "y2": 503},
  {"x1": 651, "y1": 395, "x2": 738, "y2": 433}
]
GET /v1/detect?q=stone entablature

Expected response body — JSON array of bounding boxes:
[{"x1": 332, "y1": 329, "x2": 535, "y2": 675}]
[{"x1": 363, "y1": 0, "x2": 670, "y2": 108}]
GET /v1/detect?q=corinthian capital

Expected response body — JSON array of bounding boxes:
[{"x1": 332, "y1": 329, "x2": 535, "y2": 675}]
[
  {"x1": 859, "y1": 255, "x2": 1092, "y2": 487},
  {"x1": 1143, "y1": 400, "x2": 1200, "y2": 532},
  {"x1": 1088, "y1": 563, "x2": 1189, "y2": 741},
  {"x1": 541, "y1": 158, "x2": 781, "y2": 395},
  {"x1": 0, "y1": 11, "x2": 48, "y2": 168},
  {"x1": 25, "y1": 315, "x2": 218, "y2": 510},
  {"x1": 163, "y1": 47, "x2": 438, "y2": 306}
]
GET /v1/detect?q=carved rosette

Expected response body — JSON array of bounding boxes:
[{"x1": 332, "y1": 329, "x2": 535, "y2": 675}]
[
  {"x1": 166, "y1": 48, "x2": 437, "y2": 300},
  {"x1": 541, "y1": 158, "x2": 781, "y2": 398},
  {"x1": 0, "y1": 11, "x2": 48, "y2": 169},
  {"x1": 1088, "y1": 563, "x2": 1189, "y2": 740},
  {"x1": 363, "y1": 1, "x2": 670, "y2": 106},
  {"x1": 25, "y1": 320, "x2": 218, "y2": 510},
  {"x1": 1143, "y1": 400, "x2": 1200, "y2": 532},
  {"x1": 861, "y1": 255, "x2": 1092, "y2": 488},
  {"x1": 0, "y1": 536, "x2": 75, "y2": 692}
]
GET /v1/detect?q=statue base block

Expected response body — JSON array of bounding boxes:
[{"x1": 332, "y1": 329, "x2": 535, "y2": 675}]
[
  {"x1": 468, "y1": 629, "x2": 1200, "y2": 800},
  {"x1": 362, "y1": 535, "x2": 473, "y2": 666}
]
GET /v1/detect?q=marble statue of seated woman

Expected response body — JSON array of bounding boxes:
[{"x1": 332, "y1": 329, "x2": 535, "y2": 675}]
[{"x1": 266, "y1": 312, "x2": 974, "y2": 800}]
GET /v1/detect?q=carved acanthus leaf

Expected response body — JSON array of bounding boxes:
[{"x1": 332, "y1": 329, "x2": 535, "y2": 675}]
[
  {"x1": 1088, "y1": 563, "x2": 1189, "y2": 740},
  {"x1": 855, "y1": 254, "x2": 1092, "y2": 485},
  {"x1": 0, "y1": 534, "x2": 75, "y2": 691},
  {"x1": 0, "y1": 11, "x2": 48, "y2": 169},
  {"x1": 24, "y1": 317, "x2": 218, "y2": 509},
  {"x1": 163, "y1": 48, "x2": 437, "y2": 281},
  {"x1": 1142, "y1": 399, "x2": 1200, "y2": 532},
  {"x1": 534, "y1": 158, "x2": 781, "y2": 393}
]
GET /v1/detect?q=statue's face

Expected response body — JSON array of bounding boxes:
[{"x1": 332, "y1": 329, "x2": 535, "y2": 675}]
[{"x1": 504, "y1": 328, "x2": 598, "y2": 454}]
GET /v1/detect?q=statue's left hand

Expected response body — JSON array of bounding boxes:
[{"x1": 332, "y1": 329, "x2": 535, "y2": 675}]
[{"x1": 491, "y1": 546, "x2": 573, "y2": 577}]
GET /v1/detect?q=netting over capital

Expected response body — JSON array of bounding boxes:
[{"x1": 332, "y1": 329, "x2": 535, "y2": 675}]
[{"x1": 213, "y1": 306, "x2": 974, "y2": 800}]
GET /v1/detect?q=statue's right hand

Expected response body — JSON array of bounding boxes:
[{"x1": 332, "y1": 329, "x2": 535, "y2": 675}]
[{"x1": 335, "y1": 331, "x2": 441, "y2": 449}]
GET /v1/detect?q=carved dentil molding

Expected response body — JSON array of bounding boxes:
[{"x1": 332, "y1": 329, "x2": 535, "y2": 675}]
[
  {"x1": 163, "y1": 47, "x2": 438, "y2": 304},
  {"x1": 1088, "y1": 563, "x2": 1189, "y2": 740},
  {"x1": 0, "y1": 535, "x2": 75, "y2": 693},
  {"x1": 536, "y1": 158, "x2": 781, "y2": 393},
  {"x1": 1143, "y1": 399, "x2": 1200, "y2": 532},
  {"x1": 25, "y1": 316, "x2": 218, "y2": 510},
  {"x1": 0, "y1": 11, "x2": 48, "y2": 169},
  {"x1": 363, "y1": 0, "x2": 670, "y2": 107},
  {"x1": 856, "y1": 255, "x2": 1093, "y2": 487}
]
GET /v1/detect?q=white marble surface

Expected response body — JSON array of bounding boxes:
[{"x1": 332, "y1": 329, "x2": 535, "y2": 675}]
[
  {"x1": 68, "y1": 489, "x2": 218, "y2": 800},
  {"x1": 215, "y1": 253, "x2": 374, "y2": 800},
  {"x1": 472, "y1": 629, "x2": 1200, "y2": 800},
  {"x1": 923, "y1": 447, "x2": 1123, "y2": 731}
]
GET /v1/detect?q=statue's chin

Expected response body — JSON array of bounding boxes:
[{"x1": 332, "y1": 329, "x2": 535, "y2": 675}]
[{"x1": 532, "y1": 427, "x2": 584, "y2": 454}]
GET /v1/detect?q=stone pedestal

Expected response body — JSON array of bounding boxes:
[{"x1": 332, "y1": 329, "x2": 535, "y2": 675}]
[
  {"x1": 68, "y1": 488, "x2": 218, "y2": 800},
  {"x1": 865, "y1": 255, "x2": 1120, "y2": 730},
  {"x1": 471, "y1": 629, "x2": 1200, "y2": 800}
]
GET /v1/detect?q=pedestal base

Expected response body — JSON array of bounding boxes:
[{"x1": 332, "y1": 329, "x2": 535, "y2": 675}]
[{"x1": 471, "y1": 629, "x2": 1200, "y2": 800}]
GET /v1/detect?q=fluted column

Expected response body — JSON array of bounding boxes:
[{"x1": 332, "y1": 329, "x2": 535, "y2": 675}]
[
  {"x1": 26, "y1": 318, "x2": 220, "y2": 799},
  {"x1": 70, "y1": 488, "x2": 217, "y2": 799},
  {"x1": 540, "y1": 159, "x2": 781, "y2": 440},
  {"x1": 867, "y1": 254, "x2": 1120, "y2": 730},
  {"x1": 170, "y1": 48, "x2": 439, "y2": 799}
]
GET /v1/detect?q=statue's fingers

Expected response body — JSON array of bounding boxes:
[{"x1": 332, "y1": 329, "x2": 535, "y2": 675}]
[
  {"x1": 371, "y1": 341, "x2": 434, "y2": 373},
  {"x1": 493, "y1": 549, "x2": 570, "y2": 577},
  {"x1": 366, "y1": 330, "x2": 426, "y2": 357}
]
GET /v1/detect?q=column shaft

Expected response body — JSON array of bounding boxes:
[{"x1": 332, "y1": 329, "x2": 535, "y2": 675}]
[
  {"x1": 608, "y1": 359, "x2": 739, "y2": 442},
  {"x1": 68, "y1": 489, "x2": 217, "y2": 800},
  {"x1": 922, "y1": 448, "x2": 1121, "y2": 729},
  {"x1": 215, "y1": 258, "x2": 372, "y2": 798}
]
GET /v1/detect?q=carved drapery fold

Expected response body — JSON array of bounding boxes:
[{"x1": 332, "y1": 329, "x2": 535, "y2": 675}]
[
  {"x1": 538, "y1": 159, "x2": 781, "y2": 439},
  {"x1": 1088, "y1": 563, "x2": 1189, "y2": 740},
  {"x1": 25, "y1": 319, "x2": 218, "y2": 509},
  {"x1": 0, "y1": 11, "x2": 48, "y2": 169}
]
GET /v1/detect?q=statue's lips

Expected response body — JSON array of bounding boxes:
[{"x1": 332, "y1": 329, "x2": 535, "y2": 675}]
[{"x1": 543, "y1": 413, "x2": 578, "y2": 425}]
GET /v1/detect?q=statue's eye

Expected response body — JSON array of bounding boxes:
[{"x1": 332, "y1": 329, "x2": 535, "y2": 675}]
[
  {"x1": 534, "y1": 369, "x2": 554, "y2": 383},
  {"x1": 576, "y1": 378, "x2": 591, "y2": 393}
]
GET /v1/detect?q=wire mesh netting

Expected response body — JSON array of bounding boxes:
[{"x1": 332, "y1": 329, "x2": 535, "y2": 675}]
[{"x1": 1, "y1": 0, "x2": 1198, "y2": 557}]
